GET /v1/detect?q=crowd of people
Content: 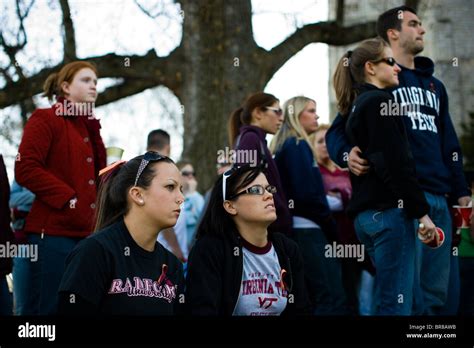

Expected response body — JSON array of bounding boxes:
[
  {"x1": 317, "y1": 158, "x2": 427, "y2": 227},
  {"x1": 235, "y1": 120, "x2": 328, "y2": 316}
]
[{"x1": 0, "y1": 5, "x2": 473, "y2": 316}]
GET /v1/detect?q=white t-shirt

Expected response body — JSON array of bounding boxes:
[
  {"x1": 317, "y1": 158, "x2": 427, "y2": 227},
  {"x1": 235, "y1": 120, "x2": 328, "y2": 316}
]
[{"x1": 232, "y1": 241, "x2": 288, "y2": 316}]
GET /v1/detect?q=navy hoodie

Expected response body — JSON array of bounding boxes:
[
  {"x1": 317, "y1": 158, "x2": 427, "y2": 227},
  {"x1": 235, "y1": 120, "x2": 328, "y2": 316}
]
[
  {"x1": 345, "y1": 83, "x2": 429, "y2": 219},
  {"x1": 326, "y1": 56, "x2": 470, "y2": 200}
]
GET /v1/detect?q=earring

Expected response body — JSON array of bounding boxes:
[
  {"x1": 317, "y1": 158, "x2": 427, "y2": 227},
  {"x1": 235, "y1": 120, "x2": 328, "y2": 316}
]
[{"x1": 139, "y1": 200, "x2": 144, "y2": 205}]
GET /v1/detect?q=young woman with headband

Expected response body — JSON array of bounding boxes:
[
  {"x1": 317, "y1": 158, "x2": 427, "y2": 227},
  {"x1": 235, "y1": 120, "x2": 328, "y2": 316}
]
[
  {"x1": 185, "y1": 164, "x2": 310, "y2": 315},
  {"x1": 58, "y1": 152, "x2": 185, "y2": 315}
]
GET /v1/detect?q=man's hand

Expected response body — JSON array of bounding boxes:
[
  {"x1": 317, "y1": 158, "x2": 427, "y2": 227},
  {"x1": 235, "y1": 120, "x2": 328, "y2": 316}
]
[{"x1": 348, "y1": 146, "x2": 370, "y2": 176}]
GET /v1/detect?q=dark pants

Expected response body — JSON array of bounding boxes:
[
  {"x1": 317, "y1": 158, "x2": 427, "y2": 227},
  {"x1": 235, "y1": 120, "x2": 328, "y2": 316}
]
[
  {"x1": 27, "y1": 234, "x2": 81, "y2": 315},
  {"x1": 0, "y1": 276, "x2": 13, "y2": 315},
  {"x1": 291, "y1": 227, "x2": 348, "y2": 315},
  {"x1": 459, "y1": 257, "x2": 474, "y2": 315}
]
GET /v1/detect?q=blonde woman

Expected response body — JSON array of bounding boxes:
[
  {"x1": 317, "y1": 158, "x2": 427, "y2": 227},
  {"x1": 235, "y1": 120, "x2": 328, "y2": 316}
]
[{"x1": 270, "y1": 97, "x2": 348, "y2": 315}]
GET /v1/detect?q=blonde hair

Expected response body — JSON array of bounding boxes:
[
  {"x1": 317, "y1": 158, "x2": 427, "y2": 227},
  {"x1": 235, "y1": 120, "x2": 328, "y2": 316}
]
[
  {"x1": 270, "y1": 96, "x2": 316, "y2": 159},
  {"x1": 43, "y1": 61, "x2": 98, "y2": 102}
]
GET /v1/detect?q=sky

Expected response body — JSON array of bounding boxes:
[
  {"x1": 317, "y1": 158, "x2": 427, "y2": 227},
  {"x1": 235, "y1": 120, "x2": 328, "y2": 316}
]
[{"x1": 0, "y1": 0, "x2": 330, "y2": 181}]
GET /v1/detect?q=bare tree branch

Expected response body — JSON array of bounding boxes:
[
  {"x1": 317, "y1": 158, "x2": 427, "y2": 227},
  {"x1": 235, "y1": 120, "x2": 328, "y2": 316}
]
[
  {"x1": 262, "y1": 20, "x2": 376, "y2": 81},
  {"x1": 336, "y1": 0, "x2": 344, "y2": 25},
  {"x1": 59, "y1": 0, "x2": 76, "y2": 61},
  {"x1": 0, "y1": 48, "x2": 185, "y2": 108}
]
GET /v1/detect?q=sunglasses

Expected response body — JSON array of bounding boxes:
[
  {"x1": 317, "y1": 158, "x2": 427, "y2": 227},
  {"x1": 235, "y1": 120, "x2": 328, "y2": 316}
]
[
  {"x1": 134, "y1": 151, "x2": 168, "y2": 187},
  {"x1": 264, "y1": 106, "x2": 283, "y2": 116},
  {"x1": 372, "y1": 57, "x2": 397, "y2": 66},
  {"x1": 181, "y1": 171, "x2": 195, "y2": 177},
  {"x1": 227, "y1": 184, "x2": 277, "y2": 200}
]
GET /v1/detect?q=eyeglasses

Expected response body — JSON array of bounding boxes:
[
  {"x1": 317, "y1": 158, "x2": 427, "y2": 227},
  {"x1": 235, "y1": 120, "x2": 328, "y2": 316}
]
[
  {"x1": 265, "y1": 107, "x2": 283, "y2": 116},
  {"x1": 227, "y1": 184, "x2": 277, "y2": 200},
  {"x1": 372, "y1": 57, "x2": 397, "y2": 66},
  {"x1": 134, "y1": 151, "x2": 168, "y2": 186},
  {"x1": 181, "y1": 171, "x2": 195, "y2": 177}
]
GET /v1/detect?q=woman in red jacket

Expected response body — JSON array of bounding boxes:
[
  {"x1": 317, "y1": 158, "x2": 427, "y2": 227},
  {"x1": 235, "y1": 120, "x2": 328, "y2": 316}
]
[{"x1": 15, "y1": 61, "x2": 106, "y2": 315}]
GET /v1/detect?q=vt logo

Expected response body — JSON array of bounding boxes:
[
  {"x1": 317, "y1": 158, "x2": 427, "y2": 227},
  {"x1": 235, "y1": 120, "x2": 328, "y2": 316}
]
[{"x1": 258, "y1": 297, "x2": 277, "y2": 309}]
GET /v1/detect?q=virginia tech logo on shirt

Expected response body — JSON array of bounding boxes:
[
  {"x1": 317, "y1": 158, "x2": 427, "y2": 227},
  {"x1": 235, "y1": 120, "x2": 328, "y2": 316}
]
[{"x1": 108, "y1": 265, "x2": 176, "y2": 303}]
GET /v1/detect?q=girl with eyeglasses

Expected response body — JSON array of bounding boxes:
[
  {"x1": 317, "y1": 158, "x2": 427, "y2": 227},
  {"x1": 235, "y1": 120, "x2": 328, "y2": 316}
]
[
  {"x1": 185, "y1": 164, "x2": 310, "y2": 315},
  {"x1": 333, "y1": 37, "x2": 436, "y2": 315},
  {"x1": 15, "y1": 61, "x2": 106, "y2": 315},
  {"x1": 270, "y1": 96, "x2": 349, "y2": 315},
  {"x1": 228, "y1": 92, "x2": 292, "y2": 236},
  {"x1": 58, "y1": 152, "x2": 185, "y2": 315}
]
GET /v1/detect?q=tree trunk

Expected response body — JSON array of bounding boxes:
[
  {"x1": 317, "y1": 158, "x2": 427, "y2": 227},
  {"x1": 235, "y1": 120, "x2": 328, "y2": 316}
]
[{"x1": 180, "y1": 0, "x2": 266, "y2": 191}]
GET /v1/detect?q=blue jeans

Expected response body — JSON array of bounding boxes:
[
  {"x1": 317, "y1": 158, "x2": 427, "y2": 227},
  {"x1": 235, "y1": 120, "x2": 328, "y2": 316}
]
[
  {"x1": 27, "y1": 234, "x2": 82, "y2": 315},
  {"x1": 13, "y1": 256, "x2": 33, "y2": 315},
  {"x1": 413, "y1": 192, "x2": 452, "y2": 315},
  {"x1": 354, "y1": 208, "x2": 416, "y2": 315},
  {"x1": 358, "y1": 270, "x2": 375, "y2": 315},
  {"x1": 291, "y1": 227, "x2": 348, "y2": 315},
  {"x1": 439, "y1": 253, "x2": 460, "y2": 315},
  {"x1": 459, "y1": 257, "x2": 474, "y2": 315},
  {"x1": 0, "y1": 276, "x2": 13, "y2": 315}
]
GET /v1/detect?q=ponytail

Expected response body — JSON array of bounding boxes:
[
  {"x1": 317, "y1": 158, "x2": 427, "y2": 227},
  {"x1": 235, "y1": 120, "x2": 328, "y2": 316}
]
[
  {"x1": 227, "y1": 92, "x2": 279, "y2": 147},
  {"x1": 42, "y1": 73, "x2": 60, "y2": 102},
  {"x1": 333, "y1": 38, "x2": 388, "y2": 116},
  {"x1": 333, "y1": 51, "x2": 357, "y2": 116}
]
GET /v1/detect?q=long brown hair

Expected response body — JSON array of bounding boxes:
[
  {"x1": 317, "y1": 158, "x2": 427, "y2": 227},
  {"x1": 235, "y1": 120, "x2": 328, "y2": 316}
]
[
  {"x1": 227, "y1": 92, "x2": 279, "y2": 147},
  {"x1": 94, "y1": 155, "x2": 174, "y2": 231},
  {"x1": 43, "y1": 61, "x2": 98, "y2": 102},
  {"x1": 333, "y1": 38, "x2": 387, "y2": 115}
]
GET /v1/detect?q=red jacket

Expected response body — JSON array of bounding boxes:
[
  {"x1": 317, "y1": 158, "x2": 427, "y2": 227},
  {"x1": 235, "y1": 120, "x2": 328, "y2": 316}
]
[{"x1": 15, "y1": 101, "x2": 106, "y2": 238}]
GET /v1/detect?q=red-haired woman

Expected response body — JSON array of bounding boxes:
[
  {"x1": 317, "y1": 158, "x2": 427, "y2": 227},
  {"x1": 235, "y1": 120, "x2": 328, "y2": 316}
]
[{"x1": 15, "y1": 61, "x2": 106, "y2": 315}]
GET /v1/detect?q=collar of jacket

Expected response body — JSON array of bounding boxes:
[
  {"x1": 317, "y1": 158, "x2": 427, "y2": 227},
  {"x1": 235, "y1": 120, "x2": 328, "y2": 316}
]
[
  {"x1": 53, "y1": 96, "x2": 95, "y2": 118},
  {"x1": 239, "y1": 125, "x2": 266, "y2": 141}
]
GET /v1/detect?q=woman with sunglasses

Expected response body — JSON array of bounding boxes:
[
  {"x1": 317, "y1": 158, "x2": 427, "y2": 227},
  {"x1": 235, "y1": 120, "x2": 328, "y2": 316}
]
[
  {"x1": 333, "y1": 37, "x2": 436, "y2": 315},
  {"x1": 15, "y1": 61, "x2": 106, "y2": 315},
  {"x1": 58, "y1": 152, "x2": 185, "y2": 315},
  {"x1": 185, "y1": 164, "x2": 310, "y2": 315},
  {"x1": 270, "y1": 96, "x2": 348, "y2": 315},
  {"x1": 228, "y1": 92, "x2": 292, "y2": 235}
]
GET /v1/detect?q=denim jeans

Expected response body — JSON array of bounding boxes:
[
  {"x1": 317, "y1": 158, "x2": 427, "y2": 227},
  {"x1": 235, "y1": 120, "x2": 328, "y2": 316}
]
[
  {"x1": 27, "y1": 234, "x2": 82, "y2": 315},
  {"x1": 459, "y1": 257, "x2": 474, "y2": 315},
  {"x1": 439, "y1": 253, "x2": 460, "y2": 315},
  {"x1": 413, "y1": 192, "x2": 452, "y2": 315},
  {"x1": 0, "y1": 276, "x2": 13, "y2": 315},
  {"x1": 354, "y1": 208, "x2": 417, "y2": 315},
  {"x1": 12, "y1": 256, "x2": 33, "y2": 315},
  {"x1": 291, "y1": 227, "x2": 348, "y2": 315},
  {"x1": 358, "y1": 270, "x2": 375, "y2": 315}
]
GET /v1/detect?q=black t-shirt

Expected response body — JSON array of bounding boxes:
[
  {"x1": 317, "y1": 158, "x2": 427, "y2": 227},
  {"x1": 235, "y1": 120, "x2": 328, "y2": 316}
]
[{"x1": 58, "y1": 219, "x2": 184, "y2": 316}]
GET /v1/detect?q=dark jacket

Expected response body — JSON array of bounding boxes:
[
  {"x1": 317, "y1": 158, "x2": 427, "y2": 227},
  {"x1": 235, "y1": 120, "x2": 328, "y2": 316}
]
[
  {"x1": 185, "y1": 231, "x2": 311, "y2": 316},
  {"x1": 344, "y1": 83, "x2": 429, "y2": 219},
  {"x1": 15, "y1": 99, "x2": 106, "y2": 238},
  {"x1": 235, "y1": 126, "x2": 292, "y2": 235},
  {"x1": 0, "y1": 155, "x2": 14, "y2": 276},
  {"x1": 326, "y1": 56, "x2": 470, "y2": 201}
]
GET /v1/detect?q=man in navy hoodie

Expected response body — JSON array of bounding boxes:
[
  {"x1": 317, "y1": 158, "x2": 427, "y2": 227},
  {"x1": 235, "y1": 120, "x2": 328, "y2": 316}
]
[{"x1": 326, "y1": 6, "x2": 471, "y2": 315}]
